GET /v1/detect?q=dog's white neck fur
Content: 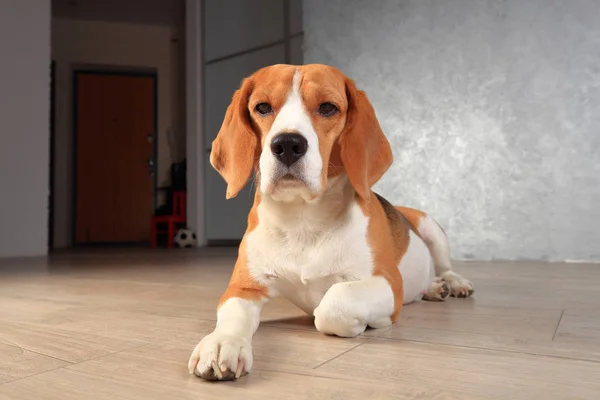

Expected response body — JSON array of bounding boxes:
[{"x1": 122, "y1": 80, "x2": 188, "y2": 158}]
[{"x1": 248, "y1": 174, "x2": 374, "y2": 312}]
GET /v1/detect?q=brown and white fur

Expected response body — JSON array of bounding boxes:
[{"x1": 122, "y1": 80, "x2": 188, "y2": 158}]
[{"x1": 188, "y1": 64, "x2": 474, "y2": 381}]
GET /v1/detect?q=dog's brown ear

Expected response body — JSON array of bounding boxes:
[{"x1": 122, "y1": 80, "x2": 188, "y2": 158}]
[
  {"x1": 338, "y1": 78, "x2": 393, "y2": 201},
  {"x1": 210, "y1": 77, "x2": 258, "y2": 199}
]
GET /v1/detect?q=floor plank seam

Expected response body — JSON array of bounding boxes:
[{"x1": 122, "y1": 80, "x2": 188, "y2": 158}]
[
  {"x1": 133, "y1": 312, "x2": 218, "y2": 323},
  {"x1": 376, "y1": 336, "x2": 600, "y2": 364},
  {"x1": 260, "y1": 324, "x2": 315, "y2": 332},
  {"x1": 65, "y1": 343, "x2": 153, "y2": 368},
  {"x1": 552, "y1": 309, "x2": 565, "y2": 341},
  {"x1": 259, "y1": 320, "x2": 396, "y2": 335},
  {"x1": 63, "y1": 343, "x2": 152, "y2": 370},
  {"x1": 31, "y1": 345, "x2": 159, "y2": 384},
  {"x1": 0, "y1": 339, "x2": 74, "y2": 364},
  {"x1": 24, "y1": 348, "x2": 75, "y2": 364},
  {"x1": 311, "y1": 336, "x2": 376, "y2": 370},
  {"x1": 252, "y1": 367, "x2": 351, "y2": 382},
  {"x1": 0, "y1": 343, "x2": 152, "y2": 387},
  {"x1": 0, "y1": 364, "x2": 71, "y2": 387},
  {"x1": 395, "y1": 323, "x2": 549, "y2": 339}
]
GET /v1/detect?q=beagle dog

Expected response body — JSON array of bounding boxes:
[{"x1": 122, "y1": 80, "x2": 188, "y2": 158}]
[{"x1": 188, "y1": 64, "x2": 474, "y2": 381}]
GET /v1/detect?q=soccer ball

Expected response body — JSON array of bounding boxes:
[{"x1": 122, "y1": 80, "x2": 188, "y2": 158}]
[{"x1": 173, "y1": 228, "x2": 197, "y2": 248}]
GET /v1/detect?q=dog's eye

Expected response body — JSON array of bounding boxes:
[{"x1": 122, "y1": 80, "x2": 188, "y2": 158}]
[
  {"x1": 255, "y1": 103, "x2": 273, "y2": 115},
  {"x1": 318, "y1": 102, "x2": 338, "y2": 117}
]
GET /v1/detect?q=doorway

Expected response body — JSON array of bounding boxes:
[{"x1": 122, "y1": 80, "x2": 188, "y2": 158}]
[{"x1": 72, "y1": 70, "x2": 157, "y2": 245}]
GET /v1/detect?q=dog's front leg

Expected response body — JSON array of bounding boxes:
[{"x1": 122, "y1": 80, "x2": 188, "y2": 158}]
[
  {"x1": 313, "y1": 276, "x2": 396, "y2": 337},
  {"x1": 188, "y1": 288, "x2": 268, "y2": 381}
]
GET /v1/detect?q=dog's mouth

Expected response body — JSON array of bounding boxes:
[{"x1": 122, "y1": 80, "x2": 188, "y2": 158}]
[
  {"x1": 262, "y1": 168, "x2": 320, "y2": 202},
  {"x1": 264, "y1": 171, "x2": 311, "y2": 196},
  {"x1": 280, "y1": 173, "x2": 300, "y2": 181},
  {"x1": 275, "y1": 173, "x2": 305, "y2": 187}
]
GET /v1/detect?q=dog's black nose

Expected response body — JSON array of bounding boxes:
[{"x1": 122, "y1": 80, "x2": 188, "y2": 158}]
[{"x1": 270, "y1": 133, "x2": 308, "y2": 167}]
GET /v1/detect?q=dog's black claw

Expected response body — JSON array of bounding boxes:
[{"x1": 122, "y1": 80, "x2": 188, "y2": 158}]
[{"x1": 451, "y1": 289, "x2": 474, "y2": 298}]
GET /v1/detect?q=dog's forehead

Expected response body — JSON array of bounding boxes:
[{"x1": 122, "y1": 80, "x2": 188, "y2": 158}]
[
  {"x1": 299, "y1": 66, "x2": 347, "y2": 105},
  {"x1": 251, "y1": 64, "x2": 347, "y2": 104},
  {"x1": 251, "y1": 64, "x2": 295, "y2": 96},
  {"x1": 299, "y1": 64, "x2": 347, "y2": 87}
]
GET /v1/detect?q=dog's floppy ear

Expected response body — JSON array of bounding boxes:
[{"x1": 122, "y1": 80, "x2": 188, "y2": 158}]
[
  {"x1": 210, "y1": 77, "x2": 258, "y2": 199},
  {"x1": 339, "y1": 78, "x2": 393, "y2": 201}
]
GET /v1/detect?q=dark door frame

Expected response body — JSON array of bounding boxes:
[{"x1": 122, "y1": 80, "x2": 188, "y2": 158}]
[
  {"x1": 48, "y1": 60, "x2": 56, "y2": 251},
  {"x1": 71, "y1": 69, "x2": 159, "y2": 246}
]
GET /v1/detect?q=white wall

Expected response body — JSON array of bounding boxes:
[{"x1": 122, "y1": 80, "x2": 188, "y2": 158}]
[
  {"x1": 0, "y1": 0, "x2": 51, "y2": 257},
  {"x1": 51, "y1": 18, "x2": 185, "y2": 248},
  {"x1": 305, "y1": 0, "x2": 600, "y2": 262}
]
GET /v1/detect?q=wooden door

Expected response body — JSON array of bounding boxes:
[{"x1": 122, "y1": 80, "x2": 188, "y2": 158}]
[{"x1": 75, "y1": 73, "x2": 155, "y2": 244}]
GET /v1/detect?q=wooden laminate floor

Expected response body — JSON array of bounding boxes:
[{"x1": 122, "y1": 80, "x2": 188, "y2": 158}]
[{"x1": 0, "y1": 248, "x2": 599, "y2": 399}]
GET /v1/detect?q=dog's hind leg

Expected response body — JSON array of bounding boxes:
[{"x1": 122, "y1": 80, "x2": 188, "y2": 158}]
[{"x1": 396, "y1": 207, "x2": 475, "y2": 299}]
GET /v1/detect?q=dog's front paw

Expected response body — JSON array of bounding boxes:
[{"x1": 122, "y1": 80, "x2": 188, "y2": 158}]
[
  {"x1": 188, "y1": 331, "x2": 252, "y2": 381},
  {"x1": 313, "y1": 282, "x2": 370, "y2": 338},
  {"x1": 441, "y1": 271, "x2": 475, "y2": 298}
]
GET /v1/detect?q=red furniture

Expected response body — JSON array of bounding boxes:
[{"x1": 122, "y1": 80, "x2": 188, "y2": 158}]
[{"x1": 151, "y1": 190, "x2": 186, "y2": 248}]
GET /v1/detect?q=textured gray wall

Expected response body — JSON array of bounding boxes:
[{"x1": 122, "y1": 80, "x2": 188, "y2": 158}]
[{"x1": 304, "y1": 0, "x2": 600, "y2": 261}]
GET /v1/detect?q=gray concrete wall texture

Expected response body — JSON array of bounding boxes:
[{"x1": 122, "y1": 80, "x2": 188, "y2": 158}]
[{"x1": 304, "y1": 0, "x2": 600, "y2": 261}]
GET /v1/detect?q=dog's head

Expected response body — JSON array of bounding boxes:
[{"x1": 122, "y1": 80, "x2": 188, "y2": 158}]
[{"x1": 210, "y1": 64, "x2": 393, "y2": 202}]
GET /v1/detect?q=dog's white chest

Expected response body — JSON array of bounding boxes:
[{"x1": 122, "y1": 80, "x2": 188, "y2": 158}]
[{"x1": 246, "y1": 202, "x2": 373, "y2": 314}]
